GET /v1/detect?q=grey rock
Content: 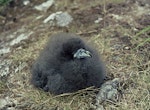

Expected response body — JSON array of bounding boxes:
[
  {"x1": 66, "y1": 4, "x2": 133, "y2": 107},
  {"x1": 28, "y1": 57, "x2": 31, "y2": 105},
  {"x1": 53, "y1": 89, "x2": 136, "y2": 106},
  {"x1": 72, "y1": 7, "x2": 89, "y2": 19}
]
[
  {"x1": 43, "y1": 11, "x2": 73, "y2": 27},
  {"x1": 96, "y1": 78, "x2": 120, "y2": 104},
  {"x1": 96, "y1": 105, "x2": 104, "y2": 110},
  {"x1": 6, "y1": 107, "x2": 16, "y2": 110},
  {"x1": 10, "y1": 32, "x2": 33, "y2": 46},
  {"x1": 34, "y1": 0, "x2": 54, "y2": 12},
  {"x1": 94, "y1": 18, "x2": 103, "y2": 24},
  {"x1": 0, "y1": 47, "x2": 10, "y2": 55},
  {"x1": 0, "y1": 60, "x2": 27, "y2": 78},
  {"x1": 0, "y1": 60, "x2": 12, "y2": 78},
  {"x1": 111, "y1": 14, "x2": 123, "y2": 20},
  {"x1": 112, "y1": 44, "x2": 122, "y2": 50},
  {"x1": 0, "y1": 97, "x2": 17, "y2": 110},
  {"x1": 0, "y1": 28, "x2": 32, "y2": 56},
  {"x1": 0, "y1": 99, "x2": 7, "y2": 109},
  {"x1": 23, "y1": 0, "x2": 30, "y2": 6}
]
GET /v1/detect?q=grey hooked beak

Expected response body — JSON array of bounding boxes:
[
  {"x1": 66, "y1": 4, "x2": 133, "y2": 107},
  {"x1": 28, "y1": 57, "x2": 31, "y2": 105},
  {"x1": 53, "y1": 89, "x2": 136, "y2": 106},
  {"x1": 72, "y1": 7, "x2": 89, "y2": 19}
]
[{"x1": 73, "y1": 48, "x2": 91, "y2": 59}]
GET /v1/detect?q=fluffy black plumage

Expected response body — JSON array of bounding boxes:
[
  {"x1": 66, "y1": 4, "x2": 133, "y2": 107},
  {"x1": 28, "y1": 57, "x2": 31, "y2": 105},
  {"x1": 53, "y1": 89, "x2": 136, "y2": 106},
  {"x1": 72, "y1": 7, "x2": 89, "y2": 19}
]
[{"x1": 31, "y1": 33, "x2": 106, "y2": 95}]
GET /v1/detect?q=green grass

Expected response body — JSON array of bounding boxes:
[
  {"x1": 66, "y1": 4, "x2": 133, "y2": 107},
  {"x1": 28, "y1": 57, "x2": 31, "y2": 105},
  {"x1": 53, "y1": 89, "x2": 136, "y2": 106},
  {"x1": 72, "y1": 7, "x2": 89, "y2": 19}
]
[
  {"x1": 134, "y1": 26, "x2": 150, "y2": 38},
  {"x1": 0, "y1": 0, "x2": 11, "y2": 6},
  {"x1": 133, "y1": 26, "x2": 150, "y2": 49}
]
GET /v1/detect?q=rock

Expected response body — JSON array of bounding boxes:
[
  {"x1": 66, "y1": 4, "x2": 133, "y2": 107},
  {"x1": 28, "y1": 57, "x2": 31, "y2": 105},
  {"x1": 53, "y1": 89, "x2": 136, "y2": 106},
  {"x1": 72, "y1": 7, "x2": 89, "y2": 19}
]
[
  {"x1": 0, "y1": 59, "x2": 27, "y2": 81},
  {"x1": 34, "y1": 0, "x2": 54, "y2": 12},
  {"x1": 36, "y1": 15, "x2": 44, "y2": 20},
  {"x1": 96, "y1": 105, "x2": 104, "y2": 110},
  {"x1": 112, "y1": 44, "x2": 122, "y2": 50},
  {"x1": 94, "y1": 18, "x2": 103, "y2": 24},
  {"x1": 0, "y1": 99, "x2": 7, "y2": 109},
  {"x1": 0, "y1": 97, "x2": 17, "y2": 110},
  {"x1": 43, "y1": 11, "x2": 73, "y2": 27},
  {"x1": 23, "y1": 0, "x2": 30, "y2": 6},
  {"x1": 0, "y1": 59, "x2": 12, "y2": 78},
  {"x1": 10, "y1": 32, "x2": 33, "y2": 46},
  {"x1": 0, "y1": 47, "x2": 10, "y2": 55},
  {"x1": 124, "y1": 46, "x2": 130, "y2": 50},
  {"x1": 96, "y1": 78, "x2": 120, "y2": 104},
  {"x1": 111, "y1": 14, "x2": 123, "y2": 20},
  {"x1": 0, "y1": 29, "x2": 33, "y2": 57}
]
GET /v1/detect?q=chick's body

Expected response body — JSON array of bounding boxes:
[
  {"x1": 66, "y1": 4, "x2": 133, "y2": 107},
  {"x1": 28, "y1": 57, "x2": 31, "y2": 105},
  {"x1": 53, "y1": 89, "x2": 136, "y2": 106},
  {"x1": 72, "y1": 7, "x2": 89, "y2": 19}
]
[{"x1": 31, "y1": 33, "x2": 105, "y2": 94}]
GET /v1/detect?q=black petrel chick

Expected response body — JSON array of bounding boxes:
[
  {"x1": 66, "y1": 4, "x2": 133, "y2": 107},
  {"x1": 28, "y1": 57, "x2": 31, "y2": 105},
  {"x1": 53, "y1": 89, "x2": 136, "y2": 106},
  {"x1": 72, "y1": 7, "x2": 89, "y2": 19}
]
[{"x1": 31, "y1": 33, "x2": 105, "y2": 95}]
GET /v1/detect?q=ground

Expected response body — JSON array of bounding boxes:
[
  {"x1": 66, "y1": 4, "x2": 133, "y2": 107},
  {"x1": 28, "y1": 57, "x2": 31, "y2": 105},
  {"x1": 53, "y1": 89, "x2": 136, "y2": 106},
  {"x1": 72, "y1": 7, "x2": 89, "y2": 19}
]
[{"x1": 0, "y1": 0, "x2": 150, "y2": 110}]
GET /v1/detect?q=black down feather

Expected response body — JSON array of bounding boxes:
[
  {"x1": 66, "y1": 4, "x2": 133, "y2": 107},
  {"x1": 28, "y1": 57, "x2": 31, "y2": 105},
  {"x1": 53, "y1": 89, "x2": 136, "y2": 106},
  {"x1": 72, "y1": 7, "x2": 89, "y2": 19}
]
[{"x1": 31, "y1": 33, "x2": 106, "y2": 94}]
